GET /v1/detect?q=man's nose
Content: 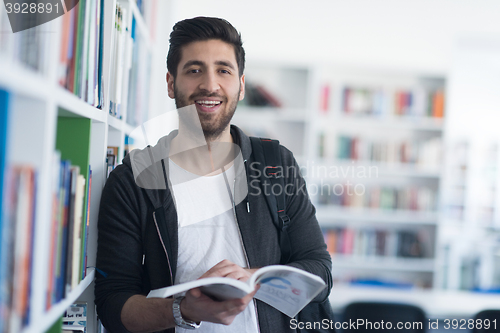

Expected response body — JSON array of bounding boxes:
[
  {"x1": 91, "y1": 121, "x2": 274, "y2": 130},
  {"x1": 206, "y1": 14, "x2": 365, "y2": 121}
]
[{"x1": 199, "y1": 72, "x2": 220, "y2": 92}]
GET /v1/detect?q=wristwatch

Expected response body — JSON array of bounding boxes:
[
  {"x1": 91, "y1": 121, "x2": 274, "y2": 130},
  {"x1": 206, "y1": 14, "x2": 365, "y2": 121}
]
[{"x1": 173, "y1": 296, "x2": 201, "y2": 330}]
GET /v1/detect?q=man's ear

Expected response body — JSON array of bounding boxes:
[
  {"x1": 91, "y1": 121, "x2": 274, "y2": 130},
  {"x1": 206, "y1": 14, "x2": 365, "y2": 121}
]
[
  {"x1": 238, "y1": 74, "x2": 245, "y2": 101},
  {"x1": 167, "y1": 72, "x2": 175, "y2": 99}
]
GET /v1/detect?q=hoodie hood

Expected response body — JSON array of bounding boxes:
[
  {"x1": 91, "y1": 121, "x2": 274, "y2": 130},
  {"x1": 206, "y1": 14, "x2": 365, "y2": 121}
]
[{"x1": 121, "y1": 124, "x2": 252, "y2": 209}]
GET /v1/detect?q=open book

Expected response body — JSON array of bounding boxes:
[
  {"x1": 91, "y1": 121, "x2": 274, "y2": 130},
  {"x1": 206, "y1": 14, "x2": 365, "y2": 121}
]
[{"x1": 147, "y1": 265, "x2": 326, "y2": 318}]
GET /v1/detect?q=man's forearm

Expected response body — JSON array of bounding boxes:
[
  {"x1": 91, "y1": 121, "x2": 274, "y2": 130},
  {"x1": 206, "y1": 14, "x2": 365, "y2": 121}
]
[{"x1": 121, "y1": 295, "x2": 176, "y2": 333}]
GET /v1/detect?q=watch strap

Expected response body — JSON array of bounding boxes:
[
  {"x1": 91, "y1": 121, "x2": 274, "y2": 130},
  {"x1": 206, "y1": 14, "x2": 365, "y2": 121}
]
[{"x1": 173, "y1": 296, "x2": 201, "y2": 330}]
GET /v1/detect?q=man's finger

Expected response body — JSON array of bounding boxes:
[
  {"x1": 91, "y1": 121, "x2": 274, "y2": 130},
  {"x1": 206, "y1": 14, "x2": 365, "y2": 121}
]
[{"x1": 189, "y1": 288, "x2": 201, "y2": 298}]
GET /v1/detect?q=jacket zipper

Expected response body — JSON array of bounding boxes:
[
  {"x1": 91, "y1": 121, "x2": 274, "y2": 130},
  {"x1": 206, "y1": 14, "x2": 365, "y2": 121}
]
[
  {"x1": 230, "y1": 178, "x2": 261, "y2": 333},
  {"x1": 153, "y1": 211, "x2": 174, "y2": 286}
]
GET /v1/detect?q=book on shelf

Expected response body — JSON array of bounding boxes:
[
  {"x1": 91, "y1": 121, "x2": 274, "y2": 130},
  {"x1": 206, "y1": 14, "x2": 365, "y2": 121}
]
[
  {"x1": 63, "y1": 302, "x2": 87, "y2": 333},
  {"x1": 71, "y1": 171, "x2": 86, "y2": 290},
  {"x1": 124, "y1": 136, "x2": 133, "y2": 157},
  {"x1": 106, "y1": 146, "x2": 119, "y2": 177},
  {"x1": 126, "y1": 15, "x2": 151, "y2": 127},
  {"x1": 56, "y1": 160, "x2": 72, "y2": 302},
  {"x1": 0, "y1": 93, "x2": 10, "y2": 324},
  {"x1": 238, "y1": 82, "x2": 282, "y2": 108},
  {"x1": 109, "y1": 4, "x2": 131, "y2": 118},
  {"x1": 319, "y1": 84, "x2": 330, "y2": 113},
  {"x1": 147, "y1": 265, "x2": 326, "y2": 318},
  {"x1": 59, "y1": 0, "x2": 104, "y2": 108},
  {"x1": 323, "y1": 227, "x2": 431, "y2": 259},
  {"x1": 341, "y1": 86, "x2": 445, "y2": 118},
  {"x1": 46, "y1": 157, "x2": 90, "y2": 307},
  {"x1": 0, "y1": 165, "x2": 37, "y2": 332},
  {"x1": 81, "y1": 166, "x2": 92, "y2": 280},
  {"x1": 335, "y1": 135, "x2": 442, "y2": 168},
  {"x1": 317, "y1": 184, "x2": 437, "y2": 212}
]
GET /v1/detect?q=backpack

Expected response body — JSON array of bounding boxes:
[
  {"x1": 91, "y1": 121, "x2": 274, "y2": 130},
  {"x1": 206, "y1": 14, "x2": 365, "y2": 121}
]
[{"x1": 250, "y1": 137, "x2": 337, "y2": 333}]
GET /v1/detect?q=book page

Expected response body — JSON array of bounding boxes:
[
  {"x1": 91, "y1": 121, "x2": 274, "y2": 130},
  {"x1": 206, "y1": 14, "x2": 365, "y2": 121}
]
[
  {"x1": 146, "y1": 277, "x2": 251, "y2": 299},
  {"x1": 252, "y1": 266, "x2": 326, "y2": 318},
  {"x1": 199, "y1": 283, "x2": 254, "y2": 301}
]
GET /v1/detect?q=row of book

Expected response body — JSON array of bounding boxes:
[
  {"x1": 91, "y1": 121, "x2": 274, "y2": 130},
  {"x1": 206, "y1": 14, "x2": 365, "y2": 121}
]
[
  {"x1": 0, "y1": 166, "x2": 37, "y2": 333},
  {"x1": 323, "y1": 227, "x2": 432, "y2": 258},
  {"x1": 317, "y1": 185, "x2": 437, "y2": 212},
  {"x1": 58, "y1": 0, "x2": 105, "y2": 108},
  {"x1": 46, "y1": 153, "x2": 92, "y2": 309},
  {"x1": 125, "y1": 16, "x2": 151, "y2": 127},
  {"x1": 335, "y1": 135, "x2": 442, "y2": 167},
  {"x1": 340, "y1": 86, "x2": 445, "y2": 118}
]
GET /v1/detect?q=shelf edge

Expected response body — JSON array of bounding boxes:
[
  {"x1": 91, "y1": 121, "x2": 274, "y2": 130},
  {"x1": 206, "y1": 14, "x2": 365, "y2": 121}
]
[{"x1": 22, "y1": 268, "x2": 96, "y2": 333}]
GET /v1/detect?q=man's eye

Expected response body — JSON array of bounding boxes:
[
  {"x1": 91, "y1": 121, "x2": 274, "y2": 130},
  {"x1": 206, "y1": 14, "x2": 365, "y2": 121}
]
[
  {"x1": 189, "y1": 69, "x2": 200, "y2": 74},
  {"x1": 220, "y1": 69, "x2": 230, "y2": 74}
]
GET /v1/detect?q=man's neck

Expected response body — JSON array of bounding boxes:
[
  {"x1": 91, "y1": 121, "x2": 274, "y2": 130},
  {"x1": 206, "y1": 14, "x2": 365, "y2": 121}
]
[{"x1": 169, "y1": 125, "x2": 234, "y2": 176}]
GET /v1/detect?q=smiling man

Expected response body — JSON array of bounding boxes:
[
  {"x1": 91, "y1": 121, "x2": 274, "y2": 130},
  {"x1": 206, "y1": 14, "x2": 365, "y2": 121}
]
[{"x1": 95, "y1": 17, "x2": 332, "y2": 333}]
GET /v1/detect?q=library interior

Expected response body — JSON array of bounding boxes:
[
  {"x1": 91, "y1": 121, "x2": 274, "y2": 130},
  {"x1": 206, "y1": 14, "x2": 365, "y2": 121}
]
[{"x1": 1, "y1": 0, "x2": 500, "y2": 332}]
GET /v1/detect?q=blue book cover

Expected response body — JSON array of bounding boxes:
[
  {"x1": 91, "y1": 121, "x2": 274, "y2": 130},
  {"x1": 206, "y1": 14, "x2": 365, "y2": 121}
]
[
  {"x1": 0, "y1": 89, "x2": 10, "y2": 333},
  {"x1": 56, "y1": 160, "x2": 72, "y2": 302}
]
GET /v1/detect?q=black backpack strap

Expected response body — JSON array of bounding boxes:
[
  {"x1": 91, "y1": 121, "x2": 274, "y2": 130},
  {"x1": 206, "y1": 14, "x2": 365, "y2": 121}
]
[{"x1": 250, "y1": 137, "x2": 292, "y2": 264}]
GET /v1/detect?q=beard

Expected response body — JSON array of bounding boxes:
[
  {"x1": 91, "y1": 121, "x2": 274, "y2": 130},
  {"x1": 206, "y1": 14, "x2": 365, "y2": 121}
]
[{"x1": 174, "y1": 84, "x2": 240, "y2": 141}]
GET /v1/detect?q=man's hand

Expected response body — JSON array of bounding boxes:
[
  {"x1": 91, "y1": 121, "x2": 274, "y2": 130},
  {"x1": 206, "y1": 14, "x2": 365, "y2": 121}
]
[
  {"x1": 181, "y1": 285, "x2": 258, "y2": 325},
  {"x1": 198, "y1": 259, "x2": 259, "y2": 282},
  {"x1": 181, "y1": 260, "x2": 260, "y2": 325}
]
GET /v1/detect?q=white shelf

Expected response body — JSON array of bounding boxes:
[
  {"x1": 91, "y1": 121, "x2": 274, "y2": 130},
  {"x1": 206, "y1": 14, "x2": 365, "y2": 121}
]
[
  {"x1": 311, "y1": 159, "x2": 441, "y2": 178},
  {"x1": 56, "y1": 87, "x2": 107, "y2": 122},
  {"x1": 108, "y1": 113, "x2": 124, "y2": 131},
  {"x1": 0, "y1": 60, "x2": 53, "y2": 100},
  {"x1": 0, "y1": 59, "x2": 107, "y2": 123},
  {"x1": 331, "y1": 255, "x2": 436, "y2": 272},
  {"x1": 22, "y1": 269, "x2": 95, "y2": 333},
  {"x1": 316, "y1": 206, "x2": 439, "y2": 225},
  {"x1": 234, "y1": 106, "x2": 308, "y2": 123},
  {"x1": 329, "y1": 284, "x2": 500, "y2": 318},
  {"x1": 323, "y1": 115, "x2": 444, "y2": 132}
]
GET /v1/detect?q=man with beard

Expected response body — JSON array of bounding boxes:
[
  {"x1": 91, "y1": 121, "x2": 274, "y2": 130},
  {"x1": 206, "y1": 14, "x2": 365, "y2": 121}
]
[{"x1": 95, "y1": 17, "x2": 332, "y2": 333}]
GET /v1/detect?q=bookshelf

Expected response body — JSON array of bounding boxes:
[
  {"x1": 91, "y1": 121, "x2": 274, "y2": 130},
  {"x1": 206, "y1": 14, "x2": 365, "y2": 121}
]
[
  {"x1": 0, "y1": 0, "x2": 162, "y2": 332},
  {"x1": 233, "y1": 63, "x2": 446, "y2": 290}
]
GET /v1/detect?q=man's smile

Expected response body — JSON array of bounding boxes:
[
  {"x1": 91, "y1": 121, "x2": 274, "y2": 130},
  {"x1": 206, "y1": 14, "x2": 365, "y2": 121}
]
[{"x1": 194, "y1": 98, "x2": 224, "y2": 112}]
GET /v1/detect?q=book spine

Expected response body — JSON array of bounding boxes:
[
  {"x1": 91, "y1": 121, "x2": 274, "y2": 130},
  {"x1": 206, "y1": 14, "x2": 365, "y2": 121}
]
[
  {"x1": 81, "y1": 167, "x2": 92, "y2": 279},
  {"x1": 71, "y1": 175, "x2": 85, "y2": 289}
]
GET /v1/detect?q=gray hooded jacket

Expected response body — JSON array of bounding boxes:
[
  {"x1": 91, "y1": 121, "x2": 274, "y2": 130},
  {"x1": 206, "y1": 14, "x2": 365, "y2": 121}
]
[{"x1": 94, "y1": 125, "x2": 333, "y2": 333}]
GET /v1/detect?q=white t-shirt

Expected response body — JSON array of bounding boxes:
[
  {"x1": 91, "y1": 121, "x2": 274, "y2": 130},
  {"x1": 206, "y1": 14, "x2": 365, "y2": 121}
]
[{"x1": 169, "y1": 159, "x2": 259, "y2": 333}]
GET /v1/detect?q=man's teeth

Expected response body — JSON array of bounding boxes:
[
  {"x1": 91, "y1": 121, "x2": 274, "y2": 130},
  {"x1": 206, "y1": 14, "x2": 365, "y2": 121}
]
[{"x1": 196, "y1": 100, "x2": 222, "y2": 107}]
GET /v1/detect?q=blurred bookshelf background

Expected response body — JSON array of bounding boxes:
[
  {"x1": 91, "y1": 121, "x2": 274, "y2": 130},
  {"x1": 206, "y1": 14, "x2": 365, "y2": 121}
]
[{"x1": 1, "y1": 0, "x2": 500, "y2": 332}]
